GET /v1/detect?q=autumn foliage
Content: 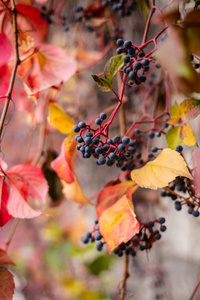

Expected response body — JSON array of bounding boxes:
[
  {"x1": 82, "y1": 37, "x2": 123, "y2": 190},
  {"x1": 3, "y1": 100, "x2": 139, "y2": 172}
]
[{"x1": 1, "y1": 0, "x2": 200, "y2": 299}]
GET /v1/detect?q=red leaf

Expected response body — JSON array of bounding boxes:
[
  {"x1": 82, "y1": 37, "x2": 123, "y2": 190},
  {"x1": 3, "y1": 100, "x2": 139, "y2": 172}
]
[
  {"x1": 18, "y1": 44, "x2": 77, "y2": 95},
  {"x1": 0, "y1": 267, "x2": 15, "y2": 300},
  {"x1": 0, "y1": 249, "x2": 15, "y2": 266},
  {"x1": 6, "y1": 164, "x2": 48, "y2": 219},
  {"x1": 0, "y1": 181, "x2": 12, "y2": 227},
  {"x1": 8, "y1": 164, "x2": 48, "y2": 203},
  {"x1": 7, "y1": 177, "x2": 43, "y2": 218},
  {"x1": 16, "y1": 4, "x2": 48, "y2": 44},
  {"x1": 0, "y1": 33, "x2": 12, "y2": 67}
]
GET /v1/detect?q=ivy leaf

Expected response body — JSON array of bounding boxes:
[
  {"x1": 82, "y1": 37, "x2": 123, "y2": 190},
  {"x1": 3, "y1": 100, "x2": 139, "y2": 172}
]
[
  {"x1": 166, "y1": 126, "x2": 182, "y2": 150},
  {"x1": 51, "y1": 134, "x2": 91, "y2": 204},
  {"x1": 104, "y1": 54, "x2": 125, "y2": 86},
  {"x1": 131, "y1": 148, "x2": 193, "y2": 189},
  {"x1": 0, "y1": 181, "x2": 12, "y2": 227},
  {"x1": 168, "y1": 101, "x2": 180, "y2": 124},
  {"x1": 180, "y1": 123, "x2": 197, "y2": 146},
  {"x1": 91, "y1": 75, "x2": 111, "y2": 92},
  {"x1": 0, "y1": 268, "x2": 15, "y2": 300},
  {"x1": 179, "y1": 98, "x2": 200, "y2": 121},
  {"x1": 96, "y1": 181, "x2": 137, "y2": 219},
  {"x1": 48, "y1": 102, "x2": 74, "y2": 134},
  {"x1": 51, "y1": 134, "x2": 76, "y2": 184},
  {"x1": 99, "y1": 187, "x2": 139, "y2": 253},
  {"x1": 6, "y1": 164, "x2": 48, "y2": 219}
]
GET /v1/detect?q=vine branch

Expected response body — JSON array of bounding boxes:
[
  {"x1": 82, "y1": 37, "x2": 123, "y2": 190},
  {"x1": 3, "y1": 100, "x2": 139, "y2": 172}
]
[
  {"x1": 189, "y1": 278, "x2": 200, "y2": 300},
  {"x1": 0, "y1": 0, "x2": 20, "y2": 141},
  {"x1": 118, "y1": 254, "x2": 130, "y2": 300}
]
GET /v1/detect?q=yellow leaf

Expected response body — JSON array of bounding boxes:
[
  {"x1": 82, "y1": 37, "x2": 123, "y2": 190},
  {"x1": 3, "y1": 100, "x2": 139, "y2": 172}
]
[
  {"x1": 166, "y1": 126, "x2": 182, "y2": 149},
  {"x1": 180, "y1": 123, "x2": 197, "y2": 146},
  {"x1": 48, "y1": 103, "x2": 74, "y2": 134},
  {"x1": 131, "y1": 148, "x2": 193, "y2": 189}
]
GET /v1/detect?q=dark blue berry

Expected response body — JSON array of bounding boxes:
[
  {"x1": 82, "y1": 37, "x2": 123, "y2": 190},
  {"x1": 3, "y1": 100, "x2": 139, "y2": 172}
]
[
  {"x1": 158, "y1": 217, "x2": 165, "y2": 224},
  {"x1": 188, "y1": 207, "x2": 193, "y2": 214},
  {"x1": 84, "y1": 153, "x2": 91, "y2": 158},
  {"x1": 92, "y1": 137, "x2": 99, "y2": 145},
  {"x1": 134, "y1": 128, "x2": 140, "y2": 134},
  {"x1": 118, "y1": 143, "x2": 126, "y2": 152},
  {"x1": 85, "y1": 137, "x2": 92, "y2": 145},
  {"x1": 113, "y1": 247, "x2": 120, "y2": 254},
  {"x1": 176, "y1": 145, "x2": 183, "y2": 152},
  {"x1": 81, "y1": 236, "x2": 89, "y2": 244},
  {"x1": 113, "y1": 135, "x2": 121, "y2": 143},
  {"x1": 135, "y1": 152, "x2": 141, "y2": 159},
  {"x1": 139, "y1": 75, "x2": 146, "y2": 82},
  {"x1": 116, "y1": 38, "x2": 124, "y2": 47},
  {"x1": 109, "y1": 152, "x2": 116, "y2": 160},
  {"x1": 116, "y1": 161, "x2": 124, "y2": 167},
  {"x1": 107, "y1": 160, "x2": 114, "y2": 166},
  {"x1": 129, "y1": 140, "x2": 135, "y2": 146},
  {"x1": 96, "y1": 241, "x2": 104, "y2": 251},
  {"x1": 78, "y1": 121, "x2": 86, "y2": 128},
  {"x1": 95, "y1": 118, "x2": 102, "y2": 125},
  {"x1": 155, "y1": 61, "x2": 161, "y2": 68},
  {"x1": 128, "y1": 47, "x2": 135, "y2": 55},
  {"x1": 75, "y1": 5, "x2": 83, "y2": 12},
  {"x1": 148, "y1": 132, "x2": 155, "y2": 139},
  {"x1": 116, "y1": 48, "x2": 123, "y2": 54},
  {"x1": 98, "y1": 157, "x2": 106, "y2": 165},
  {"x1": 129, "y1": 71, "x2": 137, "y2": 80},
  {"x1": 156, "y1": 132, "x2": 161, "y2": 137},
  {"x1": 148, "y1": 152, "x2": 154, "y2": 158},
  {"x1": 192, "y1": 210, "x2": 199, "y2": 217},
  {"x1": 76, "y1": 144, "x2": 81, "y2": 150},
  {"x1": 107, "y1": 139, "x2": 114, "y2": 144},
  {"x1": 124, "y1": 55, "x2": 130, "y2": 63},
  {"x1": 129, "y1": 147, "x2": 136, "y2": 154},
  {"x1": 95, "y1": 147, "x2": 103, "y2": 154},
  {"x1": 148, "y1": 221, "x2": 154, "y2": 228},
  {"x1": 144, "y1": 66, "x2": 149, "y2": 72},
  {"x1": 94, "y1": 219, "x2": 98, "y2": 224},
  {"x1": 124, "y1": 40, "x2": 132, "y2": 49},
  {"x1": 194, "y1": 63, "x2": 200, "y2": 69},
  {"x1": 142, "y1": 58, "x2": 149, "y2": 66},
  {"x1": 151, "y1": 146, "x2": 158, "y2": 152},
  {"x1": 138, "y1": 52, "x2": 145, "y2": 58},
  {"x1": 103, "y1": 144, "x2": 110, "y2": 151},
  {"x1": 73, "y1": 125, "x2": 80, "y2": 132},
  {"x1": 85, "y1": 232, "x2": 92, "y2": 239},
  {"x1": 122, "y1": 136, "x2": 130, "y2": 144},
  {"x1": 125, "y1": 151, "x2": 132, "y2": 159},
  {"x1": 160, "y1": 225, "x2": 167, "y2": 232},
  {"x1": 155, "y1": 232, "x2": 161, "y2": 240},
  {"x1": 164, "y1": 123, "x2": 169, "y2": 128},
  {"x1": 175, "y1": 201, "x2": 182, "y2": 211},
  {"x1": 133, "y1": 61, "x2": 142, "y2": 70},
  {"x1": 85, "y1": 146, "x2": 92, "y2": 153},
  {"x1": 85, "y1": 132, "x2": 93, "y2": 138},
  {"x1": 77, "y1": 136, "x2": 84, "y2": 143},
  {"x1": 100, "y1": 113, "x2": 107, "y2": 120},
  {"x1": 95, "y1": 231, "x2": 102, "y2": 240}
]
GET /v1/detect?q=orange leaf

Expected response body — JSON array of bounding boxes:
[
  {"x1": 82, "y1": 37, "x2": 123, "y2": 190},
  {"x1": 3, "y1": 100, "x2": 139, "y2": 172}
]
[
  {"x1": 0, "y1": 268, "x2": 15, "y2": 300},
  {"x1": 99, "y1": 187, "x2": 139, "y2": 253},
  {"x1": 0, "y1": 249, "x2": 15, "y2": 266},
  {"x1": 62, "y1": 177, "x2": 91, "y2": 205},
  {"x1": 96, "y1": 181, "x2": 137, "y2": 219},
  {"x1": 180, "y1": 123, "x2": 197, "y2": 146}
]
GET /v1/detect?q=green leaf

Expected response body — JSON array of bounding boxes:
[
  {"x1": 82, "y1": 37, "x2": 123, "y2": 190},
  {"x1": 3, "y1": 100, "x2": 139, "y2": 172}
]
[
  {"x1": 85, "y1": 255, "x2": 113, "y2": 276},
  {"x1": 104, "y1": 54, "x2": 125, "y2": 85},
  {"x1": 91, "y1": 75, "x2": 111, "y2": 92},
  {"x1": 180, "y1": 98, "x2": 200, "y2": 121},
  {"x1": 166, "y1": 126, "x2": 182, "y2": 150}
]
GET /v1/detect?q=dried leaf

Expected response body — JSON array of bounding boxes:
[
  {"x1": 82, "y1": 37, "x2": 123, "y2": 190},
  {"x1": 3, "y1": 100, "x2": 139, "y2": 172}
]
[
  {"x1": 91, "y1": 75, "x2": 111, "y2": 92},
  {"x1": 179, "y1": 98, "x2": 200, "y2": 121}
]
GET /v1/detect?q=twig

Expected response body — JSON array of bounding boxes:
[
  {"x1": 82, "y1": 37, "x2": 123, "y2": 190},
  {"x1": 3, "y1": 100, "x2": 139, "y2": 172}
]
[
  {"x1": 31, "y1": 120, "x2": 46, "y2": 166},
  {"x1": 118, "y1": 254, "x2": 130, "y2": 300},
  {"x1": 0, "y1": 0, "x2": 20, "y2": 142},
  {"x1": 142, "y1": 0, "x2": 156, "y2": 44},
  {"x1": 189, "y1": 278, "x2": 200, "y2": 300}
]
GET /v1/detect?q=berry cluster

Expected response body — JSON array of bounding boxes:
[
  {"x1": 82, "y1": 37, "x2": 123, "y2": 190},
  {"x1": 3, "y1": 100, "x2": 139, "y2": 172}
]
[
  {"x1": 161, "y1": 176, "x2": 200, "y2": 217},
  {"x1": 116, "y1": 38, "x2": 161, "y2": 86},
  {"x1": 81, "y1": 218, "x2": 167, "y2": 255},
  {"x1": 73, "y1": 114, "x2": 145, "y2": 171}
]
